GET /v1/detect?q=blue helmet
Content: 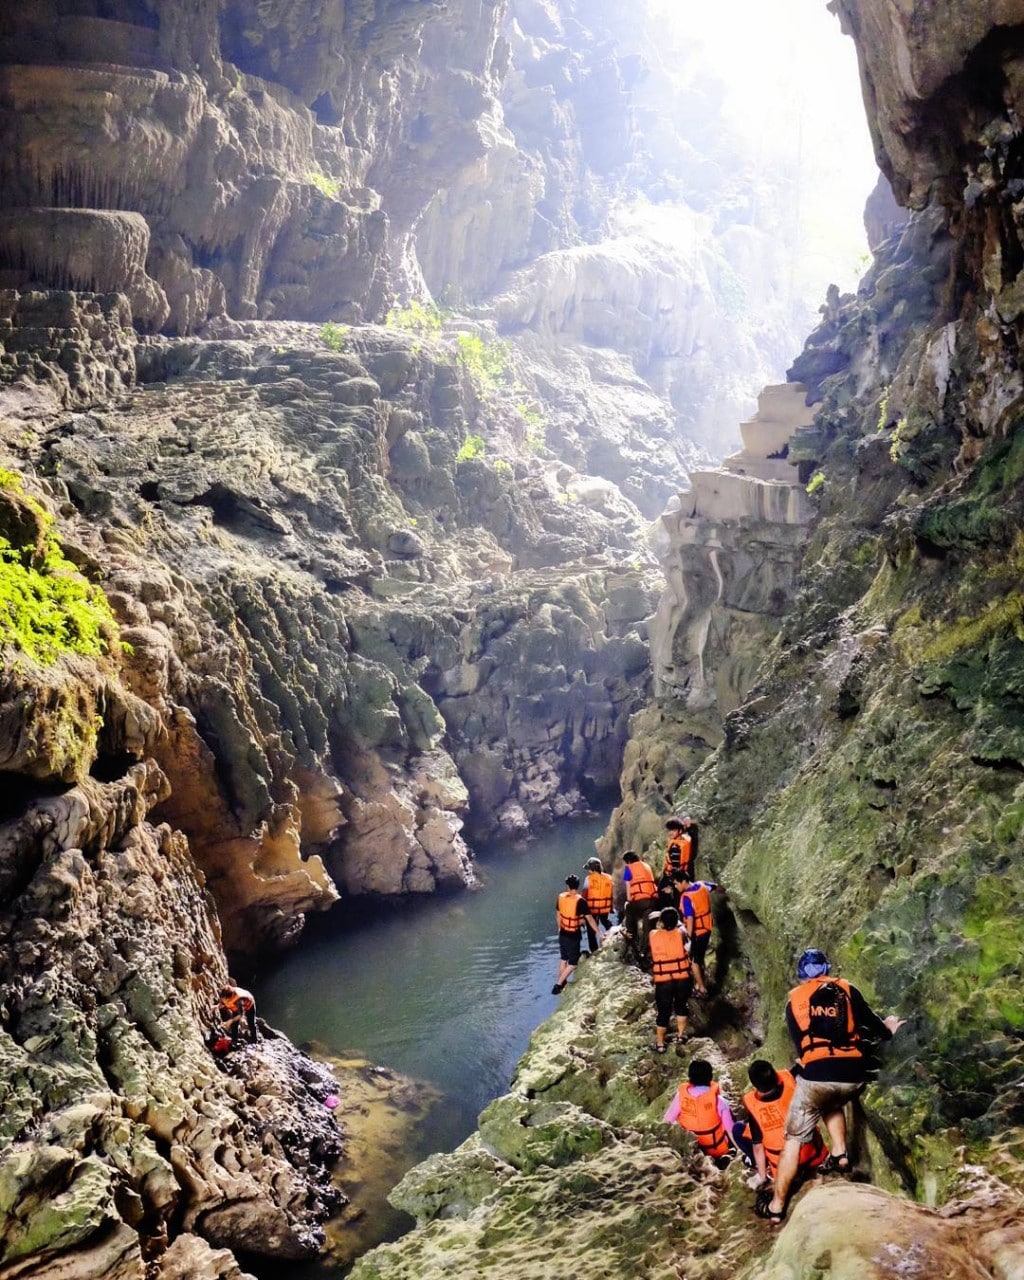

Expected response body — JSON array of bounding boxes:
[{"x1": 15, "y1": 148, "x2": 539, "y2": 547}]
[{"x1": 797, "y1": 948, "x2": 831, "y2": 980}]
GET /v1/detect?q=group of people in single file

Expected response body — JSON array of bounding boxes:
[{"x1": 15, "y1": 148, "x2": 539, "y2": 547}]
[{"x1": 553, "y1": 817, "x2": 905, "y2": 1223}]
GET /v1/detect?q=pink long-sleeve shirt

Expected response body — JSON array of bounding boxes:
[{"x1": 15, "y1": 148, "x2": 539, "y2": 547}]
[{"x1": 663, "y1": 1084, "x2": 736, "y2": 1131}]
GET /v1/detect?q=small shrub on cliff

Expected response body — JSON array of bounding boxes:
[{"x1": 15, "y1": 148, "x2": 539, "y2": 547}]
[
  {"x1": 0, "y1": 472, "x2": 117, "y2": 664},
  {"x1": 308, "y1": 171, "x2": 342, "y2": 200},
  {"x1": 806, "y1": 470, "x2": 825, "y2": 496},
  {"x1": 0, "y1": 536, "x2": 117, "y2": 664},
  {"x1": 387, "y1": 300, "x2": 445, "y2": 333},
  {"x1": 456, "y1": 434, "x2": 486, "y2": 462},
  {"x1": 456, "y1": 333, "x2": 508, "y2": 387},
  {"x1": 320, "y1": 321, "x2": 349, "y2": 351}
]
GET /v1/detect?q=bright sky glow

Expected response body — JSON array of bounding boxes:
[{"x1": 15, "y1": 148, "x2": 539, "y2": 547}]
[{"x1": 650, "y1": 0, "x2": 880, "y2": 292}]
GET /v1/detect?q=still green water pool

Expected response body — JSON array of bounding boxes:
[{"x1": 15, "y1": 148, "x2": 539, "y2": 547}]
[{"x1": 251, "y1": 813, "x2": 610, "y2": 1273}]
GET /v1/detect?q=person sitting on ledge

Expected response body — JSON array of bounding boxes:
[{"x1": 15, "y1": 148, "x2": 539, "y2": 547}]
[
  {"x1": 664, "y1": 1058, "x2": 752, "y2": 1168},
  {"x1": 216, "y1": 980, "x2": 257, "y2": 1044},
  {"x1": 741, "y1": 1059, "x2": 827, "y2": 1196}
]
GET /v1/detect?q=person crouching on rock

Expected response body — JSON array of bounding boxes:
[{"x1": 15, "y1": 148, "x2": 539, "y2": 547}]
[
  {"x1": 553, "y1": 874, "x2": 601, "y2": 995},
  {"x1": 582, "y1": 856, "x2": 614, "y2": 955},
  {"x1": 664, "y1": 1058, "x2": 752, "y2": 1169},
  {"x1": 216, "y1": 980, "x2": 257, "y2": 1044},
  {"x1": 648, "y1": 907, "x2": 692, "y2": 1053},
  {"x1": 740, "y1": 1059, "x2": 827, "y2": 1198}
]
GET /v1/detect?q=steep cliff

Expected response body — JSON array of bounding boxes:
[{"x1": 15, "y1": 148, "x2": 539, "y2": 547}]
[{"x1": 599, "y1": 0, "x2": 1024, "y2": 1243}]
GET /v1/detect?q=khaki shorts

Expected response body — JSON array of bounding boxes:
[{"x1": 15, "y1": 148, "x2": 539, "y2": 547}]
[{"x1": 784, "y1": 1076, "x2": 864, "y2": 1143}]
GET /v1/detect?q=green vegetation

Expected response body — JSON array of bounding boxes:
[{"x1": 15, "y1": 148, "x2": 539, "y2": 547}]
[
  {"x1": 493, "y1": 459, "x2": 512, "y2": 478},
  {"x1": 387, "y1": 300, "x2": 446, "y2": 333},
  {"x1": 918, "y1": 593, "x2": 1024, "y2": 663},
  {"x1": 0, "y1": 474, "x2": 117, "y2": 665},
  {"x1": 456, "y1": 434, "x2": 486, "y2": 463},
  {"x1": 806, "y1": 470, "x2": 825, "y2": 496},
  {"x1": 320, "y1": 321, "x2": 349, "y2": 351},
  {"x1": 308, "y1": 171, "x2": 343, "y2": 200},
  {"x1": 456, "y1": 333, "x2": 508, "y2": 387}
]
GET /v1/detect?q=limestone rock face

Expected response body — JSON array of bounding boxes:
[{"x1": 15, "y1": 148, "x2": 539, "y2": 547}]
[
  {"x1": 607, "y1": 0, "x2": 1024, "y2": 1209},
  {"x1": 0, "y1": 0, "x2": 507, "y2": 332},
  {"x1": 0, "y1": 745, "x2": 342, "y2": 1275},
  {"x1": 2, "y1": 290, "x2": 658, "y2": 947}
]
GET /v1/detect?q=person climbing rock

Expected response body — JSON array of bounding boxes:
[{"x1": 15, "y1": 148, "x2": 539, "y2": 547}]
[
  {"x1": 553, "y1": 874, "x2": 601, "y2": 994},
  {"x1": 661, "y1": 818, "x2": 695, "y2": 881},
  {"x1": 678, "y1": 872, "x2": 720, "y2": 996},
  {"x1": 648, "y1": 907, "x2": 693, "y2": 1053},
  {"x1": 663, "y1": 1058, "x2": 748, "y2": 1168},
  {"x1": 756, "y1": 948, "x2": 905, "y2": 1225},
  {"x1": 216, "y1": 980, "x2": 257, "y2": 1044},
  {"x1": 620, "y1": 850, "x2": 659, "y2": 963},
  {"x1": 741, "y1": 1059, "x2": 827, "y2": 1194},
  {"x1": 582, "y1": 856, "x2": 614, "y2": 955}
]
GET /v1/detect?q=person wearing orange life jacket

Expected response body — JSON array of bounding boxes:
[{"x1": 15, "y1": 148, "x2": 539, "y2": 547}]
[
  {"x1": 677, "y1": 872, "x2": 720, "y2": 997},
  {"x1": 663, "y1": 1058, "x2": 743, "y2": 1168},
  {"x1": 741, "y1": 1060, "x2": 826, "y2": 1193},
  {"x1": 757, "y1": 948, "x2": 905, "y2": 1225},
  {"x1": 552, "y1": 874, "x2": 601, "y2": 995},
  {"x1": 582, "y1": 856, "x2": 614, "y2": 955},
  {"x1": 216, "y1": 980, "x2": 257, "y2": 1044},
  {"x1": 661, "y1": 817, "x2": 695, "y2": 881},
  {"x1": 648, "y1": 907, "x2": 693, "y2": 1053},
  {"x1": 620, "y1": 850, "x2": 659, "y2": 962}
]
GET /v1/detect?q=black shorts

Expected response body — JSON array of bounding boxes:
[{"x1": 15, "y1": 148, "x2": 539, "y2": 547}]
[
  {"x1": 559, "y1": 930, "x2": 582, "y2": 963},
  {"x1": 654, "y1": 977, "x2": 693, "y2": 1025},
  {"x1": 690, "y1": 932, "x2": 711, "y2": 966}
]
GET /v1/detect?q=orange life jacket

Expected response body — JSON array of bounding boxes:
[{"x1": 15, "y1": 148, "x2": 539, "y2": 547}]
[
  {"x1": 682, "y1": 883, "x2": 713, "y2": 937},
  {"x1": 788, "y1": 977, "x2": 862, "y2": 1066},
  {"x1": 626, "y1": 860, "x2": 658, "y2": 902},
  {"x1": 676, "y1": 1081, "x2": 730, "y2": 1158},
  {"x1": 557, "y1": 890, "x2": 584, "y2": 933},
  {"x1": 219, "y1": 987, "x2": 253, "y2": 1016},
  {"x1": 584, "y1": 871, "x2": 614, "y2": 915},
  {"x1": 662, "y1": 834, "x2": 693, "y2": 878},
  {"x1": 742, "y1": 1069, "x2": 826, "y2": 1175},
  {"x1": 649, "y1": 927, "x2": 692, "y2": 983}
]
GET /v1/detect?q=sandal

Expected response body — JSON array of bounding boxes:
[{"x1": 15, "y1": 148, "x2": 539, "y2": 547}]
[
  {"x1": 653, "y1": 1042, "x2": 667, "y2": 1055},
  {"x1": 820, "y1": 1152, "x2": 851, "y2": 1175},
  {"x1": 753, "y1": 1190, "x2": 785, "y2": 1224}
]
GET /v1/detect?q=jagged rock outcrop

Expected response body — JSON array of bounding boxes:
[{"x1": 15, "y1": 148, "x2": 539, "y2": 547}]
[
  {"x1": 0, "y1": 0, "x2": 512, "y2": 332},
  {"x1": 0, "y1": 745, "x2": 343, "y2": 1276},
  {"x1": 599, "y1": 383, "x2": 815, "y2": 860},
  {"x1": 348, "y1": 946, "x2": 1024, "y2": 1279}
]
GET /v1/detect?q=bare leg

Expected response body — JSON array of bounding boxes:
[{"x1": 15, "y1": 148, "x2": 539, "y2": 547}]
[
  {"x1": 693, "y1": 961, "x2": 707, "y2": 995},
  {"x1": 675, "y1": 1014, "x2": 688, "y2": 1041},
  {"x1": 768, "y1": 1136, "x2": 801, "y2": 1215},
  {"x1": 824, "y1": 1108, "x2": 847, "y2": 1158}
]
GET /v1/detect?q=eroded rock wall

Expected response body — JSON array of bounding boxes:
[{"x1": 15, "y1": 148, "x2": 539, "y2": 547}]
[
  {"x1": 605, "y1": 0, "x2": 1024, "y2": 1211},
  {"x1": 0, "y1": 0, "x2": 510, "y2": 332}
]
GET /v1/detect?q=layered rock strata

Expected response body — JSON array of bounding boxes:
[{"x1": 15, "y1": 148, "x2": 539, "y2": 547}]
[{"x1": 1, "y1": 290, "x2": 658, "y2": 953}]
